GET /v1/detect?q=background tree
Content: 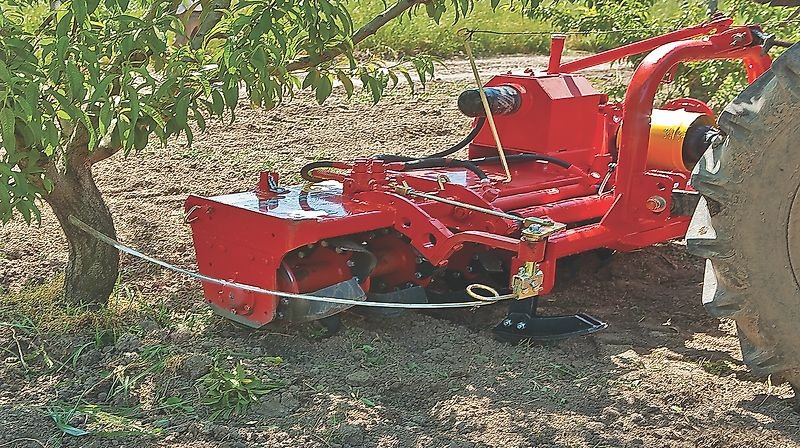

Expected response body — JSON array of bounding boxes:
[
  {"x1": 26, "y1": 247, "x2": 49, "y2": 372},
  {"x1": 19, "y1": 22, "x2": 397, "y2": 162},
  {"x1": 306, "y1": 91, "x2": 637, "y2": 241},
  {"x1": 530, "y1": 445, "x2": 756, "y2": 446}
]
[{"x1": 0, "y1": 0, "x2": 549, "y2": 306}]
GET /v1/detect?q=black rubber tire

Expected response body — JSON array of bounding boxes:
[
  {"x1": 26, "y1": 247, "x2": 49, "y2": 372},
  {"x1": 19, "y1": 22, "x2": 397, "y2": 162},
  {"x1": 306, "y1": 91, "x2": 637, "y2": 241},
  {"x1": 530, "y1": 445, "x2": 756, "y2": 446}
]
[{"x1": 687, "y1": 42, "x2": 800, "y2": 391}]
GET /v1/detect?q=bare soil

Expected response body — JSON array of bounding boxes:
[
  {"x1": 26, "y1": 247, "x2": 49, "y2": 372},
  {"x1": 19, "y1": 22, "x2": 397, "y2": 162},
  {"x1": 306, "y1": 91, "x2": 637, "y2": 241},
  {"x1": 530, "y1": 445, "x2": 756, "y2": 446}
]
[{"x1": 1, "y1": 56, "x2": 799, "y2": 448}]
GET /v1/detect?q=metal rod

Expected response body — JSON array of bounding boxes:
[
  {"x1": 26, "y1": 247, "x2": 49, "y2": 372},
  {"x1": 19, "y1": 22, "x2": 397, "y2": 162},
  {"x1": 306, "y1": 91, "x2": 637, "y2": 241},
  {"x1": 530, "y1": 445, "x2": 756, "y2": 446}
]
[
  {"x1": 463, "y1": 39, "x2": 512, "y2": 182},
  {"x1": 404, "y1": 188, "x2": 551, "y2": 225}
]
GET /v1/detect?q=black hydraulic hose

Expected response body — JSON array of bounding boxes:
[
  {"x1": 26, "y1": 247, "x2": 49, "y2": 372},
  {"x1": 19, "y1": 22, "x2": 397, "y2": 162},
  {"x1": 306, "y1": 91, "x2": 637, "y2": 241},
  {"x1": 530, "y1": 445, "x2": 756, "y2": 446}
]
[
  {"x1": 301, "y1": 161, "x2": 337, "y2": 182},
  {"x1": 471, "y1": 153, "x2": 573, "y2": 170},
  {"x1": 426, "y1": 117, "x2": 486, "y2": 159},
  {"x1": 373, "y1": 117, "x2": 487, "y2": 163},
  {"x1": 401, "y1": 157, "x2": 489, "y2": 180}
]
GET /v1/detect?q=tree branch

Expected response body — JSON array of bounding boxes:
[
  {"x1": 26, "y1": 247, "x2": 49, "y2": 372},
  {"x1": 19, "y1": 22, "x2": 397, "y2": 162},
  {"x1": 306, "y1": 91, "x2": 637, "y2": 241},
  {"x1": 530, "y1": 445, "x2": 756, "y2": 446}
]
[
  {"x1": 87, "y1": 144, "x2": 121, "y2": 165},
  {"x1": 284, "y1": 0, "x2": 425, "y2": 72}
]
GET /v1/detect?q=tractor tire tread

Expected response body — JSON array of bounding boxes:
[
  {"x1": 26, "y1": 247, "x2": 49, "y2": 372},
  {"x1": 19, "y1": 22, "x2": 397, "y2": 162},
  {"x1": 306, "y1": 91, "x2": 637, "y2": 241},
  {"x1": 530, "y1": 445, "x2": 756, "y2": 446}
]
[{"x1": 688, "y1": 43, "x2": 800, "y2": 389}]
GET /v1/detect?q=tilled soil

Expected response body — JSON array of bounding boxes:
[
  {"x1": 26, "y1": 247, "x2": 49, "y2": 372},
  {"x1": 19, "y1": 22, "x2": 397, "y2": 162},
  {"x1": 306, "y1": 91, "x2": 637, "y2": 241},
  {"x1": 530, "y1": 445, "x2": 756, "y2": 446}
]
[{"x1": 1, "y1": 56, "x2": 799, "y2": 448}]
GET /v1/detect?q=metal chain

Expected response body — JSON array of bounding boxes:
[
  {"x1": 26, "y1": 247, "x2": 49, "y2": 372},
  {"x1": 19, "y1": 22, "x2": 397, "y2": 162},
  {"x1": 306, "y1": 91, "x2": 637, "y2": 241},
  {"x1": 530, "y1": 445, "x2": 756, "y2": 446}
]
[{"x1": 68, "y1": 216, "x2": 513, "y2": 310}]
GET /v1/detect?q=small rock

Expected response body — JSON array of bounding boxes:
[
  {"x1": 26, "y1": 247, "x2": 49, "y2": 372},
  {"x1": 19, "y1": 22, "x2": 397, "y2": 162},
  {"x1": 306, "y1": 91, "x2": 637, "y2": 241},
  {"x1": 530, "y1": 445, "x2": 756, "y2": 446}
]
[
  {"x1": 139, "y1": 319, "x2": 160, "y2": 335},
  {"x1": 345, "y1": 370, "x2": 372, "y2": 387},
  {"x1": 338, "y1": 424, "x2": 365, "y2": 446},
  {"x1": 115, "y1": 333, "x2": 141, "y2": 353},
  {"x1": 423, "y1": 348, "x2": 445, "y2": 360},
  {"x1": 601, "y1": 406, "x2": 621, "y2": 423},
  {"x1": 179, "y1": 354, "x2": 212, "y2": 380},
  {"x1": 79, "y1": 349, "x2": 102, "y2": 365},
  {"x1": 630, "y1": 412, "x2": 645, "y2": 424},
  {"x1": 169, "y1": 328, "x2": 193, "y2": 343},
  {"x1": 279, "y1": 392, "x2": 300, "y2": 411},
  {"x1": 254, "y1": 394, "x2": 290, "y2": 418},
  {"x1": 585, "y1": 421, "x2": 606, "y2": 431}
]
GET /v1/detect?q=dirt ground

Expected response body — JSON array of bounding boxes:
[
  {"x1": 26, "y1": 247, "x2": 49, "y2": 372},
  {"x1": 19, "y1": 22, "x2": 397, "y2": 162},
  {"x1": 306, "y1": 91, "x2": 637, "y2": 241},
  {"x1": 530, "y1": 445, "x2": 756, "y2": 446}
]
[{"x1": 1, "y1": 56, "x2": 799, "y2": 448}]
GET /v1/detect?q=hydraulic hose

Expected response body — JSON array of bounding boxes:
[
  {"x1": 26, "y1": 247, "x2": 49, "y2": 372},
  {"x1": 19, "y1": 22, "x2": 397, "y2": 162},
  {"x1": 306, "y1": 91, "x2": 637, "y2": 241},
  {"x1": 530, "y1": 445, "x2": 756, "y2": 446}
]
[
  {"x1": 301, "y1": 161, "x2": 341, "y2": 183},
  {"x1": 373, "y1": 117, "x2": 487, "y2": 163},
  {"x1": 401, "y1": 157, "x2": 489, "y2": 180},
  {"x1": 471, "y1": 153, "x2": 572, "y2": 170}
]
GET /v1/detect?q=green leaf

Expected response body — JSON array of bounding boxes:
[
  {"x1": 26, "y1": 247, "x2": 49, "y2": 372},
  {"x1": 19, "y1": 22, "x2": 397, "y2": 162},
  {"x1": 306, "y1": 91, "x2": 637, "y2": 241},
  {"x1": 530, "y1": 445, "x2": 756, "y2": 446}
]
[
  {"x1": 337, "y1": 72, "x2": 354, "y2": 97},
  {"x1": 210, "y1": 90, "x2": 225, "y2": 116},
  {"x1": 72, "y1": 0, "x2": 88, "y2": 24},
  {"x1": 302, "y1": 69, "x2": 319, "y2": 90},
  {"x1": 65, "y1": 62, "x2": 85, "y2": 101},
  {"x1": 0, "y1": 108, "x2": 15, "y2": 154},
  {"x1": 124, "y1": 84, "x2": 140, "y2": 151},
  {"x1": 86, "y1": 0, "x2": 100, "y2": 14},
  {"x1": 222, "y1": 82, "x2": 239, "y2": 110},
  {"x1": 315, "y1": 75, "x2": 332, "y2": 105}
]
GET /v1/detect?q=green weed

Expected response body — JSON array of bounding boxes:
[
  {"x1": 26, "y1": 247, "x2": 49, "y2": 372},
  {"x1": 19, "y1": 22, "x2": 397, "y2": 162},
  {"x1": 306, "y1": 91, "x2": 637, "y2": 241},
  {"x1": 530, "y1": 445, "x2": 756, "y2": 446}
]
[{"x1": 201, "y1": 362, "x2": 287, "y2": 420}]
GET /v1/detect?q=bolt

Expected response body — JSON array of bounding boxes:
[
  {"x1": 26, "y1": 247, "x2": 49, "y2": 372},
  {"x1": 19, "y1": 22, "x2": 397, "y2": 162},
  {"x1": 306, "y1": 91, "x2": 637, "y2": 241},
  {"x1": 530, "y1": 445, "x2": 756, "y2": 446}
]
[
  {"x1": 228, "y1": 292, "x2": 235, "y2": 301},
  {"x1": 452, "y1": 272, "x2": 462, "y2": 278},
  {"x1": 502, "y1": 319, "x2": 513, "y2": 327},
  {"x1": 276, "y1": 312, "x2": 285, "y2": 319},
  {"x1": 320, "y1": 240, "x2": 329, "y2": 247},
  {"x1": 281, "y1": 298, "x2": 289, "y2": 305},
  {"x1": 414, "y1": 272, "x2": 423, "y2": 279},
  {"x1": 306, "y1": 243, "x2": 314, "y2": 249},
  {"x1": 472, "y1": 254, "x2": 480, "y2": 260},
  {"x1": 297, "y1": 251, "x2": 306, "y2": 259},
  {"x1": 466, "y1": 266, "x2": 474, "y2": 273},
  {"x1": 646, "y1": 195, "x2": 667, "y2": 213},
  {"x1": 415, "y1": 257, "x2": 424, "y2": 264},
  {"x1": 346, "y1": 260, "x2": 356, "y2": 267},
  {"x1": 335, "y1": 247, "x2": 344, "y2": 254},
  {"x1": 516, "y1": 322, "x2": 527, "y2": 330}
]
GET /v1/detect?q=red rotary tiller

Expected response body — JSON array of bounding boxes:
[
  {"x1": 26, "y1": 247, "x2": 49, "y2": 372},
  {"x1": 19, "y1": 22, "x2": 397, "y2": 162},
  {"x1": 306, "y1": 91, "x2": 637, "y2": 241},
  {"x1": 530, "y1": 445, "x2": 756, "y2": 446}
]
[{"x1": 184, "y1": 16, "x2": 774, "y2": 339}]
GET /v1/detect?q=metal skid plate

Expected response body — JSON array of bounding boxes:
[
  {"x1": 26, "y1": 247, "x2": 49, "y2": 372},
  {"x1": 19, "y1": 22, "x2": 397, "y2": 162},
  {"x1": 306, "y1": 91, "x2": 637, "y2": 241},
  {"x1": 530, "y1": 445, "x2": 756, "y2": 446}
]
[
  {"x1": 493, "y1": 298, "x2": 607, "y2": 342},
  {"x1": 493, "y1": 312, "x2": 608, "y2": 342}
]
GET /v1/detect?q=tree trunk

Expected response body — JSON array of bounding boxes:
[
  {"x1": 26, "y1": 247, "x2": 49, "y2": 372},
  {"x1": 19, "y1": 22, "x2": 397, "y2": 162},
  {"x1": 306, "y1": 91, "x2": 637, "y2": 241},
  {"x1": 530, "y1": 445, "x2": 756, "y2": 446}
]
[{"x1": 44, "y1": 143, "x2": 119, "y2": 307}]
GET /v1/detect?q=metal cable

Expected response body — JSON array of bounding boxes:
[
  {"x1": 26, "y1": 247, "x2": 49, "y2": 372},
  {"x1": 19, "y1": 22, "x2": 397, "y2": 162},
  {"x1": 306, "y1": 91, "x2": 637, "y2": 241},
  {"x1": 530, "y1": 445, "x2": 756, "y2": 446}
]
[{"x1": 68, "y1": 216, "x2": 512, "y2": 309}]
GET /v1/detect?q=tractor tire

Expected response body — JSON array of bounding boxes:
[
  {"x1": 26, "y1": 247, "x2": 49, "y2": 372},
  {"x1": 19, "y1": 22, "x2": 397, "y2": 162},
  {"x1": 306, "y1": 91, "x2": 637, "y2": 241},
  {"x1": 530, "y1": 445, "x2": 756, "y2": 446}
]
[{"x1": 687, "y1": 42, "x2": 800, "y2": 393}]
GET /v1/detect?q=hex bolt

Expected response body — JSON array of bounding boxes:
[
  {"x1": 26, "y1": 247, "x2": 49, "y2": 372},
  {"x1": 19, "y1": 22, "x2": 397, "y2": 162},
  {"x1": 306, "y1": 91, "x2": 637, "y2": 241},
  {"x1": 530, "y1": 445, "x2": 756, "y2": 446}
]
[
  {"x1": 346, "y1": 260, "x2": 356, "y2": 267},
  {"x1": 320, "y1": 240, "x2": 329, "y2": 247},
  {"x1": 281, "y1": 298, "x2": 289, "y2": 305},
  {"x1": 415, "y1": 257, "x2": 424, "y2": 264},
  {"x1": 335, "y1": 247, "x2": 344, "y2": 254},
  {"x1": 297, "y1": 251, "x2": 306, "y2": 258},
  {"x1": 414, "y1": 272, "x2": 423, "y2": 279},
  {"x1": 516, "y1": 322, "x2": 527, "y2": 330},
  {"x1": 646, "y1": 195, "x2": 667, "y2": 213},
  {"x1": 502, "y1": 319, "x2": 513, "y2": 327},
  {"x1": 466, "y1": 266, "x2": 474, "y2": 273}
]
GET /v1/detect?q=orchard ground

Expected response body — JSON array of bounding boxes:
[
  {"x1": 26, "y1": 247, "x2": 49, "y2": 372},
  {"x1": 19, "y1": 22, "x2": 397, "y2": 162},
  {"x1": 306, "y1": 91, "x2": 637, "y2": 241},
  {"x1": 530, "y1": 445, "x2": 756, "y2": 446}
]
[{"x1": 1, "y1": 56, "x2": 799, "y2": 448}]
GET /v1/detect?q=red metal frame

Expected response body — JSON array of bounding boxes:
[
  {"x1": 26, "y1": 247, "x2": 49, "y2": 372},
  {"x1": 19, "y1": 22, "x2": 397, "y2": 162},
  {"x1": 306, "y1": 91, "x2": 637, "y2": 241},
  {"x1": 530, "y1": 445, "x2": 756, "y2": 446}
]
[{"x1": 185, "y1": 18, "x2": 772, "y2": 327}]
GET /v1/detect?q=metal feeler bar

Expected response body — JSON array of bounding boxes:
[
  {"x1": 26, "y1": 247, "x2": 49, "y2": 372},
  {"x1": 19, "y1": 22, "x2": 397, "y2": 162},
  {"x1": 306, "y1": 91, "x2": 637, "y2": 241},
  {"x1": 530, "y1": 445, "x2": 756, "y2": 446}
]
[{"x1": 463, "y1": 38, "x2": 512, "y2": 183}]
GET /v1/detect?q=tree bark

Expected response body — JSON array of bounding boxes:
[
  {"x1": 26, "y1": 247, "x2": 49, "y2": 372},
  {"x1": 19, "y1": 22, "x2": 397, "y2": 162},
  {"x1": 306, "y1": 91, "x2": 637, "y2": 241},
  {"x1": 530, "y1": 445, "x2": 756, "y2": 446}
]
[{"x1": 43, "y1": 143, "x2": 119, "y2": 307}]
